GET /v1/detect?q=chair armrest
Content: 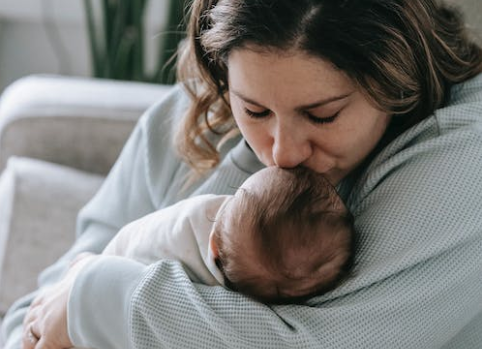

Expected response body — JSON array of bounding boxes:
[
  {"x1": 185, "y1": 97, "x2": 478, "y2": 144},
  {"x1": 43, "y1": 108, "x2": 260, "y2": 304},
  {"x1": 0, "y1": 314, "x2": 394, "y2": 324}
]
[
  {"x1": 0, "y1": 157, "x2": 105, "y2": 315},
  {"x1": 0, "y1": 74, "x2": 171, "y2": 175}
]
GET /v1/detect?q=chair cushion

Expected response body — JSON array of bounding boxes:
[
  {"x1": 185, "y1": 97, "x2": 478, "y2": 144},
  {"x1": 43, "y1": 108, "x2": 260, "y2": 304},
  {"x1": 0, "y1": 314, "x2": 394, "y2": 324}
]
[
  {"x1": 0, "y1": 75, "x2": 170, "y2": 175},
  {"x1": 0, "y1": 157, "x2": 104, "y2": 315}
]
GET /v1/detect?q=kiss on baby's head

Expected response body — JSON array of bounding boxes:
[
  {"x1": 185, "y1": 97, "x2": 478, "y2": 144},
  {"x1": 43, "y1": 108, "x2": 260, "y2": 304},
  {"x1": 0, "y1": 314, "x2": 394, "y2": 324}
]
[{"x1": 210, "y1": 167, "x2": 356, "y2": 304}]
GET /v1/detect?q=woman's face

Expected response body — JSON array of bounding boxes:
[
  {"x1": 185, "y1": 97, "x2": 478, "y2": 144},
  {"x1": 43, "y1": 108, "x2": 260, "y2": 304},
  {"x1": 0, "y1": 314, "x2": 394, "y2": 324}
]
[{"x1": 227, "y1": 48, "x2": 391, "y2": 184}]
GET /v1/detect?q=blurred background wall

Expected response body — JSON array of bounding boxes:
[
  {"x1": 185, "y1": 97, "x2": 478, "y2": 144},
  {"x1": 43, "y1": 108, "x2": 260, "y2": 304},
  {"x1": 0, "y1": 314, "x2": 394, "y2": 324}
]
[
  {"x1": 0, "y1": 0, "x2": 173, "y2": 92},
  {"x1": 0, "y1": 0, "x2": 479, "y2": 94}
]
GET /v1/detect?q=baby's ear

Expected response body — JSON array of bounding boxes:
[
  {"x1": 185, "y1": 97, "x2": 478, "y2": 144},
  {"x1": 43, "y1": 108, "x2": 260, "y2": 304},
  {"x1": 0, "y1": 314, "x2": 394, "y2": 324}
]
[{"x1": 209, "y1": 231, "x2": 220, "y2": 259}]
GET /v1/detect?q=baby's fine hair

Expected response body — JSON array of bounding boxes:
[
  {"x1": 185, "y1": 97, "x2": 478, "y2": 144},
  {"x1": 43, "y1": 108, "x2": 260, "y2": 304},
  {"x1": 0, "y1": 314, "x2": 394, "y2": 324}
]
[{"x1": 215, "y1": 167, "x2": 356, "y2": 304}]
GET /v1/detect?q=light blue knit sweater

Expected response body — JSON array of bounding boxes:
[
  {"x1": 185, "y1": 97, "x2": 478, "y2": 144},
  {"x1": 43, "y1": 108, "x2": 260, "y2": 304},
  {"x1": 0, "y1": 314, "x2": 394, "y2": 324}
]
[{"x1": 4, "y1": 74, "x2": 482, "y2": 348}]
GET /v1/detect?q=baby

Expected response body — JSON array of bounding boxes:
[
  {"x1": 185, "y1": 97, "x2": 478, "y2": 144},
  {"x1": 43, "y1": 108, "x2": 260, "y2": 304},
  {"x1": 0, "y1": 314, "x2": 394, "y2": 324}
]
[{"x1": 103, "y1": 167, "x2": 356, "y2": 304}]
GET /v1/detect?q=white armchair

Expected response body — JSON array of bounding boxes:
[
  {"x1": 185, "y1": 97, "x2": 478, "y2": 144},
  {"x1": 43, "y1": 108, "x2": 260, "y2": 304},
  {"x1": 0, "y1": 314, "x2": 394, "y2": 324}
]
[{"x1": 0, "y1": 75, "x2": 170, "y2": 318}]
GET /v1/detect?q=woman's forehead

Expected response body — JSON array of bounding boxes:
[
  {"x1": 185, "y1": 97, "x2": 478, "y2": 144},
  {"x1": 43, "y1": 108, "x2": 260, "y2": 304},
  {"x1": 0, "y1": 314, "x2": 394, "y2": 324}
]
[{"x1": 227, "y1": 48, "x2": 354, "y2": 106}]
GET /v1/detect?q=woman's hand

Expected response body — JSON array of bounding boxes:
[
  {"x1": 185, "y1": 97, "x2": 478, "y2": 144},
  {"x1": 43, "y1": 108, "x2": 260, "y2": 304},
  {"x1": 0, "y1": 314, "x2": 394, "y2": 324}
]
[{"x1": 22, "y1": 253, "x2": 98, "y2": 349}]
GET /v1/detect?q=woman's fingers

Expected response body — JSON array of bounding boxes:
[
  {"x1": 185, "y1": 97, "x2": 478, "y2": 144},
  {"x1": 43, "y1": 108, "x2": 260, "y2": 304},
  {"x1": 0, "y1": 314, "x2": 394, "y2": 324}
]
[
  {"x1": 22, "y1": 292, "x2": 70, "y2": 349},
  {"x1": 22, "y1": 322, "x2": 40, "y2": 349},
  {"x1": 22, "y1": 288, "x2": 49, "y2": 349},
  {"x1": 21, "y1": 254, "x2": 99, "y2": 349},
  {"x1": 22, "y1": 301, "x2": 40, "y2": 349}
]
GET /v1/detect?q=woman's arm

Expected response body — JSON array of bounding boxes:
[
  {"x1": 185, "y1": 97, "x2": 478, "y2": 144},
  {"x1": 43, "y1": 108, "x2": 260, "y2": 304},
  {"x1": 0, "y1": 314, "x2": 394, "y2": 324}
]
[{"x1": 67, "y1": 116, "x2": 482, "y2": 348}]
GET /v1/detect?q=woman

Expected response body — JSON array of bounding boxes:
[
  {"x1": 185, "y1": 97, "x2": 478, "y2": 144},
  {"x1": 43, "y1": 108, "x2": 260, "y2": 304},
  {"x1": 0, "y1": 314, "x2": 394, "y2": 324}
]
[{"x1": 4, "y1": 0, "x2": 482, "y2": 348}]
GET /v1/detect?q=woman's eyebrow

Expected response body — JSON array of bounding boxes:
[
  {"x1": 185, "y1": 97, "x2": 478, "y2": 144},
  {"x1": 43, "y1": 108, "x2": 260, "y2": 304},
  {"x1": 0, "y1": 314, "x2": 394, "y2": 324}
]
[{"x1": 230, "y1": 89, "x2": 353, "y2": 109}]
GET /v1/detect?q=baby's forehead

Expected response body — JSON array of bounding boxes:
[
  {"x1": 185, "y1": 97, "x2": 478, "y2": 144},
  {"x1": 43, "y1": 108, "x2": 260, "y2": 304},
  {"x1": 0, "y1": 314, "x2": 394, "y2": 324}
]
[
  {"x1": 233, "y1": 167, "x2": 346, "y2": 219},
  {"x1": 239, "y1": 167, "x2": 278, "y2": 191},
  {"x1": 238, "y1": 167, "x2": 301, "y2": 197},
  {"x1": 239, "y1": 167, "x2": 335, "y2": 195}
]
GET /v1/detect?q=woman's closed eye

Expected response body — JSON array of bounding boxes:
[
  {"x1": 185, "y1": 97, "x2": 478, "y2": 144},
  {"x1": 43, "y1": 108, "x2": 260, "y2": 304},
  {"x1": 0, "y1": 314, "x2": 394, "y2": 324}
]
[
  {"x1": 243, "y1": 107, "x2": 339, "y2": 125},
  {"x1": 304, "y1": 111, "x2": 339, "y2": 124},
  {"x1": 243, "y1": 108, "x2": 271, "y2": 118}
]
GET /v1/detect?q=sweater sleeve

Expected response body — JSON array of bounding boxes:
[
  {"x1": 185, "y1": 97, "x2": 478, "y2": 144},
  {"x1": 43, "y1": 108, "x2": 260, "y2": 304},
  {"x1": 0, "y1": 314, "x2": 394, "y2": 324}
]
[{"x1": 68, "y1": 111, "x2": 482, "y2": 349}]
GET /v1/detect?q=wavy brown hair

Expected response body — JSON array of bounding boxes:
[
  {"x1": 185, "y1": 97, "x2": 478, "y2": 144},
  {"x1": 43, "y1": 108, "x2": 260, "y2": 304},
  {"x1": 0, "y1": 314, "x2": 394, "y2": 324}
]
[{"x1": 176, "y1": 0, "x2": 482, "y2": 176}]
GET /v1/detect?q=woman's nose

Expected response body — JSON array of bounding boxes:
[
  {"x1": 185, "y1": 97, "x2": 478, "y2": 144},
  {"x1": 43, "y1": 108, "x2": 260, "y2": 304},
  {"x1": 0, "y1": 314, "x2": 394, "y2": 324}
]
[{"x1": 272, "y1": 124, "x2": 312, "y2": 168}]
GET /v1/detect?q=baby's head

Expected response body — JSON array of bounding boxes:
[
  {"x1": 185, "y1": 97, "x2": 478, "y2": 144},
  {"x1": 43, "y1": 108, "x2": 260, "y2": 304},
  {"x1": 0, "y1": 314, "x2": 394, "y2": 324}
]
[{"x1": 210, "y1": 167, "x2": 356, "y2": 304}]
